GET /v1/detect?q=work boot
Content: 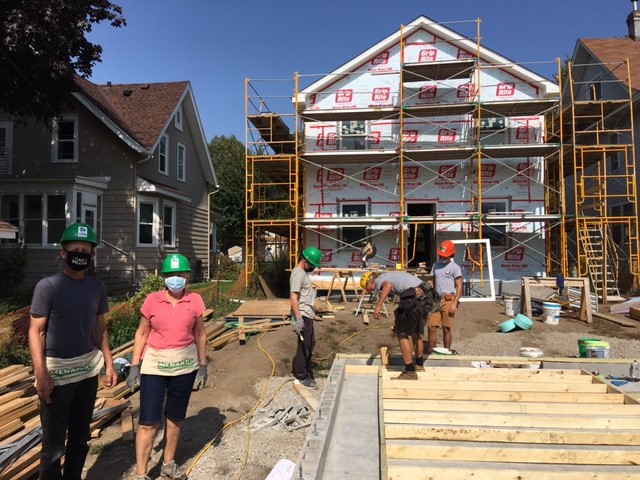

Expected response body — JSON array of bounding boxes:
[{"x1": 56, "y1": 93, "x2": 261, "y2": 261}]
[
  {"x1": 393, "y1": 370, "x2": 418, "y2": 380},
  {"x1": 160, "y1": 460, "x2": 187, "y2": 480},
  {"x1": 294, "y1": 377, "x2": 318, "y2": 390},
  {"x1": 415, "y1": 365, "x2": 425, "y2": 372}
]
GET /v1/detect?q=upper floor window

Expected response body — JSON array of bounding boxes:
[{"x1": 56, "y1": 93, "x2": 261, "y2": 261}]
[
  {"x1": 175, "y1": 105, "x2": 183, "y2": 131},
  {"x1": 481, "y1": 200, "x2": 509, "y2": 248},
  {"x1": 0, "y1": 121, "x2": 13, "y2": 175},
  {"x1": 589, "y1": 76, "x2": 602, "y2": 101},
  {"x1": 339, "y1": 202, "x2": 368, "y2": 248},
  {"x1": 23, "y1": 193, "x2": 66, "y2": 245},
  {"x1": 51, "y1": 115, "x2": 78, "y2": 163},
  {"x1": 177, "y1": 142, "x2": 186, "y2": 182},
  {"x1": 159, "y1": 135, "x2": 169, "y2": 175},
  {"x1": 163, "y1": 201, "x2": 176, "y2": 247}
]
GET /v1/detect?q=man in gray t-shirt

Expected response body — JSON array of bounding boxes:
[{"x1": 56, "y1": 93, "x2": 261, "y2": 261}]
[
  {"x1": 290, "y1": 247, "x2": 322, "y2": 389},
  {"x1": 428, "y1": 240, "x2": 463, "y2": 354},
  {"x1": 363, "y1": 271, "x2": 427, "y2": 380}
]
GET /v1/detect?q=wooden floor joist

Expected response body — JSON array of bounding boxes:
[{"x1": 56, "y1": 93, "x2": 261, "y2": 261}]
[{"x1": 382, "y1": 365, "x2": 640, "y2": 479}]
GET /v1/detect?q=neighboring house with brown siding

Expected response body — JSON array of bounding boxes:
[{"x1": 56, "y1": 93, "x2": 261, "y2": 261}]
[{"x1": 0, "y1": 77, "x2": 219, "y2": 295}]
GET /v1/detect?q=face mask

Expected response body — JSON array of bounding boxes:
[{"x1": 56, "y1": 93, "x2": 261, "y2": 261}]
[
  {"x1": 165, "y1": 276, "x2": 186, "y2": 293},
  {"x1": 65, "y1": 250, "x2": 92, "y2": 271},
  {"x1": 304, "y1": 265, "x2": 315, "y2": 273}
]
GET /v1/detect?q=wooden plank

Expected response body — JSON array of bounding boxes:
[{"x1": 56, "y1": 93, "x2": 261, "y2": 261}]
[
  {"x1": 383, "y1": 398, "x2": 640, "y2": 415},
  {"x1": 238, "y1": 316, "x2": 246, "y2": 344},
  {"x1": 382, "y1": 388, "x2": 625, "y2": 403},
  {"x1": 345, "y1": 365, "x2": 379, "y2": 375},
  {"x1": 384, "y1": 424, "x2": 640, "y2": 445},
  {"x1": 594, "y1": 311, "x2": 639, "y2": 328},
  {"x1": 383, "y1": 410, "x2": 640, "y2": 429},
  {"x1": 0, "y1": 419, "x2": 23, "y2": 441},
  {"x1": 387, "y1": 464, "x2": 639, "y2": 480},
  {"x1": 121, "y1": 406, "x2": 134, "y2": 443},
  {"x1": 0, "y1": 401, "x2": 39, "y2": 425},
  {"x1": 383, "y1": 368, "x2": 592, "y2": 383},
  {"x1": 382, "y1": 378, "x2": 607, "y2": 393},
  {"x1": 292, "y1": 383, "x2": 318, "y2": 411},
  {"x1": 97, "y1": 382, "x2": 129, "y2": 399},
  {"x1": 5, "y1": 444, "x2": 41, "y2": 480},
  {"x1": 385, "y1": 441, "x2": 640, "y2": 465},
  {"x1": 0, "y1": 397, "x2": 36, "y2": 417}
]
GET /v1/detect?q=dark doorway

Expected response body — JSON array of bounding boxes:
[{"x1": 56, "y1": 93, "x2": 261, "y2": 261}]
[{"x1": 407, "y1": 203, "x2": 435, "y2": 268}]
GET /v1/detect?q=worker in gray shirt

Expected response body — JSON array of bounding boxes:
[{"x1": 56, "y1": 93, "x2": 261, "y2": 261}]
[{"x1": 361, "y1": 270, "x2": 427, "y2": 380}]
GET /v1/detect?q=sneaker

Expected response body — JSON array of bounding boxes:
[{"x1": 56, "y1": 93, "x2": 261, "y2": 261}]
[
  {"x1": 393, "y1": 370, "x2": 418, "y2": 380},
  {"x1": 294, "y1": 377, "x2": 318, "y2": 390},
  {"x1": 160, "y1": 460, "x2": 187, "y2": 480},
  {"x1": 415, "y1": 365, "x2": 425, "y2": 372}
]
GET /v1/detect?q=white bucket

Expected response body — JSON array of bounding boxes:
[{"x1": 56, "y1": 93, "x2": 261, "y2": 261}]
[
  {"x1": 504, "y1": 296, "x2": 520, "y2": 317},
  {"x1": 542, "y1": 302, "x2": 561, "y2": 325}
]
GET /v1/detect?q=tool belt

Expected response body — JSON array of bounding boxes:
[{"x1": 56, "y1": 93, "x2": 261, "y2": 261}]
[{"x1": 418, "y1": 282, "x2": 441, "y2": 313}]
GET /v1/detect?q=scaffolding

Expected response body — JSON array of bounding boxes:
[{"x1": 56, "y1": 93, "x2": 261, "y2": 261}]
[
  {"x1": 549, "y1": 59, "x2": 640, "y2": 301},
  {"x1": 244, "y1": 17, "x2": 640, "y2": 298}
]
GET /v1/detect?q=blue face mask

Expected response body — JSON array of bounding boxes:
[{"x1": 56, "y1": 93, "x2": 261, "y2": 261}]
[{"x1": 165, "y1": 276, "x2": 186, "y2": 293}]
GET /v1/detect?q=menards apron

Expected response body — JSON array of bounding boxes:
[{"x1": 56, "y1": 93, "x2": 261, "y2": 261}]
[
  {"x1": 141, "y1": 344, "x2": 198, "y2": 376},
  {"x1": 44, "y1": 349, "x2": 104, "y2": 386}
]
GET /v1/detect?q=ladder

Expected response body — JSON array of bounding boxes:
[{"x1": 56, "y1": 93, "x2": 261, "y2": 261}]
[{"x1": 580, "y1": 225, "x2": 620, "y2": 300}]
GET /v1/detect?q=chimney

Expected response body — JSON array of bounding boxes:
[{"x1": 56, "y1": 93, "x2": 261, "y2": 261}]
[{"x1": 628, "y1": 0, "x2": 640, "y2": 40}]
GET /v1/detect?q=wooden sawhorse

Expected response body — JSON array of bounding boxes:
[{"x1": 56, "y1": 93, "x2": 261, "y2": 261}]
[
  {"x1": 520, "y1": 276, "x2": 593, "y2": 323},
  {"x1": 325, "y1": 269, "x2": 361, "y2": 303}
]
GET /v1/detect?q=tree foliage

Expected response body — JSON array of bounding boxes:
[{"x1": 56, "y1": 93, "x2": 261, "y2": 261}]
[
  {"x1": 1, "y1": 1, "x2": 126, "y2": 123},
  {"x1": 208, "y1": 135, "x2": 246, "y2": 253}
]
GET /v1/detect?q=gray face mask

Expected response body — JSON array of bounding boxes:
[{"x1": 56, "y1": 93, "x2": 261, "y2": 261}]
[{"x1": 64, "y1": 250, "x2": 92, "y2": 271}]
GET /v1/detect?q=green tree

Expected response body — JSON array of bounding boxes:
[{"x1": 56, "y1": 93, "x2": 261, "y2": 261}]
[
  {"x1": 1, "y1": 1, "x2": 126, "y2": 123},
  {"x1": 209, "y1": 135, "x2": 246, "y2": 253}
]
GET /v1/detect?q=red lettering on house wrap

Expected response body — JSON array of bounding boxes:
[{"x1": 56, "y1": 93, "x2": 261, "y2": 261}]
[
  {"x1": 372, "y1": 87, "x2": 390, "y2": 102},
  {"x1": 369, "y1": 131, "x2": 380, "y2": 145},
  {"x1": 326, "y1": 168, "x2": 345, "y2": 181},
  {"x1": 496, "y1": 82, "x2": 516, "y2": 97},
  {"x1": 419, "y1": 85, "x2": 438, "y2": 99},
  {"x1": 457, "y1": 83, "x2": 476, "y2": 99},
  {"x1": 388, "y1": 248, "x2": 401, "y2": 261},
  {"x1": 403, "y1": 130, "x2": 418, "y2": 143},
  {"x1": 438, "y1": 165, "x2": 457, "y2": 178},
  {"x1": 438, "y1": 129, "x2": 457, "y2": 143},
  {"x1": 504, "y1": 246, "x2": 525, "y2": 261},
  {"x1": 481, "y1": 164, "x2": 496, "y2": 177},
  {"x1": 418, "y1": 49, "x2": 437, "y2": 62},
  {"x1": 309, "y1": 93, "x2": 317, "y2": 106},
  {"x1": 457, "y1": 48, "x2": 474, "y2": 59},
  {"x1": 336, "y1": 89, "x2": 353, "y2": 103},
  {"x1": 363, "y1": 167, "x2": 382, "y2": 181},
  {"x1": 404, "y1": 166, "x2": 419, "y2": 179},
  {"x1": 516, "y1": 126, "x2": 530, "y2": 140},
  {"x1": 371, "y1": 51, "x2": 390, "y2": 65}
]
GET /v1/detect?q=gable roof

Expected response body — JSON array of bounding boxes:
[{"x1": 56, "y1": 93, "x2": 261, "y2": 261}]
[
  {"x1": 298, "y1": 15, "x2": 558, "y2": 104},
  {"x1": 74, "y1": 77, "x2": 218, "y2": 187},
  {"x1": 576, "y1": 37, "x2": 640, "y2": 90}
]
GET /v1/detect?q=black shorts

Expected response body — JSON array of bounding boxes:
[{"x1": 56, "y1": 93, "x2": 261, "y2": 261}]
[{"x1": 394, "y1": 289, "x2": 426, "y2": 336}]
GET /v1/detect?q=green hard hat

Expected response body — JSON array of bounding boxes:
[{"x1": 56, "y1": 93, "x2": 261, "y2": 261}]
[
  {"x1": 302, "y1": 247, "x2": 322, "y2": 268},
  {"x1": 60, "y1": 223, "x2": 98, "y2": 246},
  {"x1": 161, "y1": 253, "x2": 191, "y2": 274}
]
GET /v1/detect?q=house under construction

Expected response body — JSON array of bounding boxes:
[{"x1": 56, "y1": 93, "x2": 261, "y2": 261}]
[{"x1": 244, "y1": 14, "x2": 640, "y2": 300}]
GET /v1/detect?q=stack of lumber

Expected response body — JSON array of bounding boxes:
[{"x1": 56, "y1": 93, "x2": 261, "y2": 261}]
[{"x1": 208, "y1": 318, "x2": 291, "y2": 349}]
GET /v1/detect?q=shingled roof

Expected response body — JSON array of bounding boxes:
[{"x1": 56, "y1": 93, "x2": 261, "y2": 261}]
[
  {"x1": 74, "y1": 76, "x2": 189, "y2": 150},
  {"x1": 579, "y1": 37, "x2": 640, "y2": 90}
]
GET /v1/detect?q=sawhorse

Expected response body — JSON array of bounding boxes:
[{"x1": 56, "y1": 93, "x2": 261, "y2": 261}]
[{"x1": 520, "y1": 276, "x2": 593, "y2": 324}]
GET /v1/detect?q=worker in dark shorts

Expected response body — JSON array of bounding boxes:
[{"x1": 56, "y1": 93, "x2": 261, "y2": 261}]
[
  {"x1": 361, "y1": 271, "x2": 428, "y2": 380},
  {"x1": 428, "y1": 240, "x2": 463, "y2": 354}
]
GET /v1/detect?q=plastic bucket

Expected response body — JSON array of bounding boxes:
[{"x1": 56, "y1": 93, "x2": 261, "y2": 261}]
[
  {"x1": 585, "y1": 341, "x2": 611, "y2": 359},
  {"x1": 542, "y1": 302, "x2": 561, "y2": 325},
  {"x1": 504, "y1": 296, "x2": 520, "y2": 317},
  {"x1": 578, "y1": 338, "x2": 600, "y2": 358}
]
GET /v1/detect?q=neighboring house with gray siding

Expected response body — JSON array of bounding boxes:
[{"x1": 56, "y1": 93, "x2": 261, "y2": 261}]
[
  {"x1": 562, "y1": 7, "x2": 640, "y2": 291},
  {"x1": 0, "y1": 76, "x2": 219, "y2": 295}
]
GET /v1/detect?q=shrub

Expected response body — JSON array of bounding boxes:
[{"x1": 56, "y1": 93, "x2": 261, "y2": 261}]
[{"x1": 0, "y1": 342, "x2": 31, "y2": 369}]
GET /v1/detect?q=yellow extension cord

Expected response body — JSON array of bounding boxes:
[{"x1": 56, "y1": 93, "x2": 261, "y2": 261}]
[{"x1": 186, "y1": 320, "x2": 391, "y2": 478}]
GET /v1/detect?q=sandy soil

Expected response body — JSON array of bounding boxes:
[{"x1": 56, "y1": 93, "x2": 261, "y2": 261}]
[{"x1": 81, "y1": 297, "x2": 640, "y2": 480}]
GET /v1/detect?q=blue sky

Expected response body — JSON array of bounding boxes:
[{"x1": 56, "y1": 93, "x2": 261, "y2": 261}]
[{"x1": 87, "y1": 1, "x2": 634, "y2": 142}]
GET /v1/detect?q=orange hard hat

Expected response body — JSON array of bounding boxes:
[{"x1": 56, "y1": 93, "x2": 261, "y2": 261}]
[{"x1": 438, "y1": 240, "x2": 455, "y2": 258}]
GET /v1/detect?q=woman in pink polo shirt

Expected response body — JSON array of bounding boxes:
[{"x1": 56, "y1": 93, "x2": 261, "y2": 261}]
[{"x1": 126, "y1": 253, "x2": 208, "y2": 480}]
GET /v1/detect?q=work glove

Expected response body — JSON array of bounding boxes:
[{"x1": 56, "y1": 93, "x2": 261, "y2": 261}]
[
  {"x1": 294, "y1": 317, "x2": 304, "y2": 335},
  {"x1": 126, "y1": 364, "x2": 140, "y2": 392},
  {"x1": 193, "y1": 364, "x2": 208, "y2": 390}
]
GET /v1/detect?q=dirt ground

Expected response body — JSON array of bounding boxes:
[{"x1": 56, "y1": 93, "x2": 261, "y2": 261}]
[{"x1": 81, "y1": 295, "x2": 640, "y2": 480}]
